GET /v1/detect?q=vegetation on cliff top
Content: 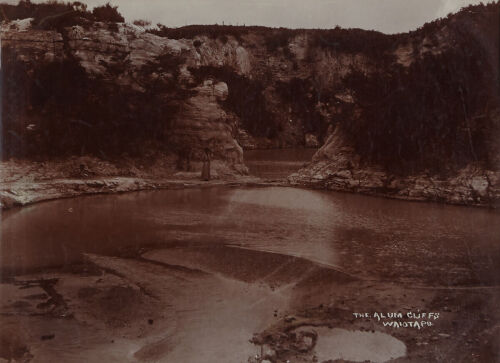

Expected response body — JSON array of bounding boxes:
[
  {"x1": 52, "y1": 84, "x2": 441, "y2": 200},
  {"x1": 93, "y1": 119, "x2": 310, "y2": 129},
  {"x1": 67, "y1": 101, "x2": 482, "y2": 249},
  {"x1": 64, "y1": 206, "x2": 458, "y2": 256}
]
[{"x1": 0, "y1": 0, "x2": 124, "y2": 30}]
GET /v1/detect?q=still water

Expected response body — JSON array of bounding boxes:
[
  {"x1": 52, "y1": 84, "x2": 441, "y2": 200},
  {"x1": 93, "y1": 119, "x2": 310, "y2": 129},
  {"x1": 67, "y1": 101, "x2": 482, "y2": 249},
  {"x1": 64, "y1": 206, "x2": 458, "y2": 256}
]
[
  {"x1": 245, "y1": 148, "x2": 317, "y2": 179},
  {"x1": 2, "y1": 186, "x2": 499, "y2": 286},
  {"x1": 312, "y1": 327, "x2": 407, "y2": 363}
]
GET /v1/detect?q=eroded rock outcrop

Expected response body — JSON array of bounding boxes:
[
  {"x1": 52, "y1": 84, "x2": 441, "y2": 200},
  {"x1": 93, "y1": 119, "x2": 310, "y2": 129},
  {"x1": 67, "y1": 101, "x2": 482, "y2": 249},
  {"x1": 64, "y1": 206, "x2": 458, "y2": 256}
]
[
  {"x1": 1, "y1": 21, "x2": 248, "y2": 175},
  {"x1": 289, "y1": 128, "x2": 500, "y2": 207},
  {"x1": 169, "y1": 79, "x2": 246, "y2": 176}
]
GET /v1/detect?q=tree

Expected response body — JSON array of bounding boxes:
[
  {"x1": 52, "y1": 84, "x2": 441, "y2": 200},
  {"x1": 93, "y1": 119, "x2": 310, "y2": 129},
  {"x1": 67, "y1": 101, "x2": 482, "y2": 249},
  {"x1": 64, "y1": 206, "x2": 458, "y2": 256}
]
[{"x1": 92, "y1": 3, "x2": 124, "y2": 23}]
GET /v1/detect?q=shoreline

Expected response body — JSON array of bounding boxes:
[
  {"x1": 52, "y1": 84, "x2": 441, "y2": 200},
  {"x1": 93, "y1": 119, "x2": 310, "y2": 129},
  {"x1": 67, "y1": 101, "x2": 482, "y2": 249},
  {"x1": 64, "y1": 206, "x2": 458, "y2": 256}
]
[
  {"x1": 291, "y1": 179, "x2": 500, "y2": 210},
  {"x1": 0, "y1": 175, "x2": 287, "y2": 211},
  {"x1": 2, "y1": 172, "x2": 500, "y2": 212},
  {"x1": 289, "y1": 164, "x2": 500, "y2": 210}
]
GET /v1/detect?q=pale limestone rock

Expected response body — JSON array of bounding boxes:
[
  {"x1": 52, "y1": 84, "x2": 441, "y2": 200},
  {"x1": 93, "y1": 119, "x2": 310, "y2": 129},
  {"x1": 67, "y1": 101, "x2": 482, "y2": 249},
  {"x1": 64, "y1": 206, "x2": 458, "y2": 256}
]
[
  {"x1": 235, "y1": 46, "x2": 251, "y2": 74},
  {"x1": 289, "y1": 33, "x2": 308, "y2": 60},
  {"x1": 196, "y1": 36, "x2": 252, "y2": 74},
  {"x1": 334, "y1": 170, "x2": 351, "y2": 179},
  {"x1": 305, "y1": 133, "x2": 320, "y2": 148},
  {"x1": 169, "y1": 80, "x2": 245, "y2": 173},
  {"x1": 470, "y1": 176, "x2": 489, "y2": 197}
]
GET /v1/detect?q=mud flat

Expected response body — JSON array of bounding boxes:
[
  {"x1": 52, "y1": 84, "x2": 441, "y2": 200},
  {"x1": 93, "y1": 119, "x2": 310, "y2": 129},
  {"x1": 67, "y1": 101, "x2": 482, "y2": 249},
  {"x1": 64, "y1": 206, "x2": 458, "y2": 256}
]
[
  {"x1": 2, "y1": 246, "x2": 499, "y2": 363},
  {"x1": 1, "y1": 187, "x2": 499, "y2": 362}
]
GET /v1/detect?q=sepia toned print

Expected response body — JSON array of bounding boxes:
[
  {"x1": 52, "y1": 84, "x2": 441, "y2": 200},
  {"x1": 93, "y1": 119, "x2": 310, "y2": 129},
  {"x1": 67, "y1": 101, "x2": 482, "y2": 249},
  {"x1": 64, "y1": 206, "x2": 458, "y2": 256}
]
[{"x1": 0, "y1": 1, "x2": 499, "y2": 362}]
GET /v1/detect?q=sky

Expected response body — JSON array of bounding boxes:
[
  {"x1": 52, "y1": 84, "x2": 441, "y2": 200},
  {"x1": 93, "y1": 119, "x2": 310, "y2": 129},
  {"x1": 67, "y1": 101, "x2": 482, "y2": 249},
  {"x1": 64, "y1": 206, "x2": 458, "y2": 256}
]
[{"x1": 6, "y1": 0, "x2": 490, "y2": 33}]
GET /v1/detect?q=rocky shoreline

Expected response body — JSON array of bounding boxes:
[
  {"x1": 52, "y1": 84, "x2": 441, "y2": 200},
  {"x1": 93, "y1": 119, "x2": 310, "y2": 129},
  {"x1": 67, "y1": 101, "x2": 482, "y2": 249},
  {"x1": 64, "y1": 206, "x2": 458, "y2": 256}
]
[
  {"x1": 2, "y1": 158, "x2": 500, "y2": 211},
  {"x1": 289, "y1": 130, "x2": 500, "y2": 209},
  {"x1": 0, "y1": 175, "x2": 269, "y2": 210},
  {"x1": 289, "y1": 164, "x2": 500, "y2": 209},
  {"x1": 0, "y1": 157, "x2": 265, "y2": 211}
]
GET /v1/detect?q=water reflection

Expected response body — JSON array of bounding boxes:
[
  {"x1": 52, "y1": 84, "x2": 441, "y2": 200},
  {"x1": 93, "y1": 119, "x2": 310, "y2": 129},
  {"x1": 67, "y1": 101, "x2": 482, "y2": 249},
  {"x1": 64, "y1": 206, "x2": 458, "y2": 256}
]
[
  {"x1": 312, "y1": 327, "x2": 407, "y2": 363},
  {"x1": 1, "y1": 187, "x2": 499, "y2": 286},
  {"x1": 244, "y1": 148, "x2": 317, "y2": 179}
]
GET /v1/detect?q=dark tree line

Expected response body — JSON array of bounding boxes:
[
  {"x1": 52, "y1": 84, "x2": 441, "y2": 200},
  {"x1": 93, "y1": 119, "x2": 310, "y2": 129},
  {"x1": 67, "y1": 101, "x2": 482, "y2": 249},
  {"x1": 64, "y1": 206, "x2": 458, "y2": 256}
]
[
  {"x1": 1, "y1": 48, "x2": 190, "y2": 159},
  {"x1": 1, "y1": 0, "x2": 124, "y2": 30},
  {"x1": 340, "y1": 29, "x2": 498, "y2": 174},
  {"x1": 275, "y1": 77, "x2": 329, "y2": 139}
]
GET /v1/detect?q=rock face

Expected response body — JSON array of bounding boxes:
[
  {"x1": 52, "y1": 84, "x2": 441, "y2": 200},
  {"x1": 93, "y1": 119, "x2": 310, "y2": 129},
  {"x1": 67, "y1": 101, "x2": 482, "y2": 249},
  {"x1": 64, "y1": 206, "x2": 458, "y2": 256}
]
[
  {"x1": 0, "y1": 26, "x2": 64, "y2": 61},
  {"x1": 169, "y1": 79, "x2": 246, "y2": 176},
  {"x1": 1, "y1": 20, "x2": 375, "y2": 158},
  {"x1": 289, "y1": 128, "x2": 500, "y2": 207},
  {"x1": 1, "y1": 21, "x2": 247, "y2": 175}
]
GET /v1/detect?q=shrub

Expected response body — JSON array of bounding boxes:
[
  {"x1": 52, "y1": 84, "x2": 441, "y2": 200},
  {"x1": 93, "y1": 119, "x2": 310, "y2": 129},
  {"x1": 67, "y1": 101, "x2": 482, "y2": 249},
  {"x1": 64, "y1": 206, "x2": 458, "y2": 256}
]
[
  {"x1": 148, "y1": 24, "x2": 257, "y2": 42},
  {"x1": 262, "y1": 29, "x2": 298, "y2": 53},
  {"x1": 1, "y1": 0, "x2": 36, "y2": 21},
  {"x1": 0, "y1": 1, "x2": 123, "y2": 30},
  {"x1": 133, "y1": 19, "x2": 151, "y2": 27},
  {"x1": 92, "y1": 3, "x2": 124, "y2": 23},
  {"x1": 308, "y1": 27, "x2": 397, "y2": 62}
]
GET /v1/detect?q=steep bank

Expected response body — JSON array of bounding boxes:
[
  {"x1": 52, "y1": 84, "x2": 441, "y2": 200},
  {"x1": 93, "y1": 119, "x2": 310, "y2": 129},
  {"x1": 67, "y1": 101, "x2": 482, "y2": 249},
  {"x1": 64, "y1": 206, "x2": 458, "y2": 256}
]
[
  {"x1": 289, "y1": 128, "x2": 500, "y2": 208},
  {"x1": 286, "y1": 3, "x2": 500, "y2": 208}
]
